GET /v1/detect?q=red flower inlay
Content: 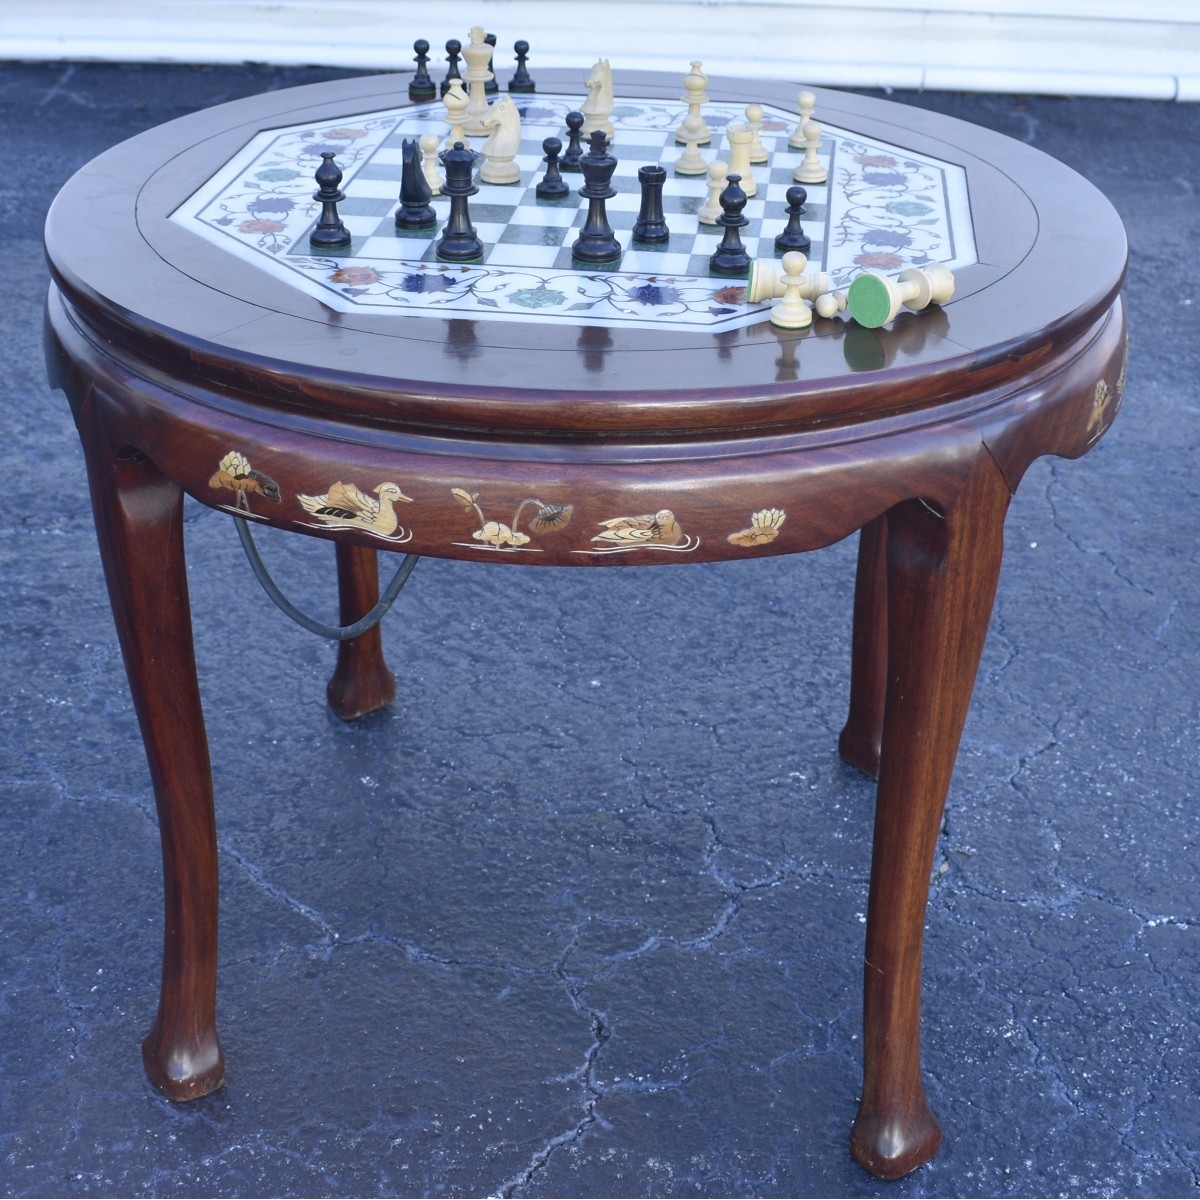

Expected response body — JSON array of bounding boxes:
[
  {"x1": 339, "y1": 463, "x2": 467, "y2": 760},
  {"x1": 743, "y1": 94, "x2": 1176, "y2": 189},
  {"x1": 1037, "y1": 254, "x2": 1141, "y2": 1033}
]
[
  {"x1": 331, "y1": 266, "x2": 381, "y2": 285},
  {"x1": 325, "y1": 127, "x2": 368, "y2": 139},
  {"x1": 713, "y1": 285, "x2": 747, "y2": 304},
  {"x1": 855, "y1": 154, "x2": 898, "y2": 167},
  {"x1": 854, "y1": 252, "x2": 904, "y2": 270},
  {"x1": 239, "y1": 219, "x2": 285, "y2": 234}
]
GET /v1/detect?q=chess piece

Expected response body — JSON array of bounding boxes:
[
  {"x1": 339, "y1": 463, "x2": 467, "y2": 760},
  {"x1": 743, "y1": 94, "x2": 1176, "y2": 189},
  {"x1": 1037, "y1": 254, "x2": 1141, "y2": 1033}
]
[
  {"x1": 484, "y1": 33, "x2": 499, "y2": 95},
  {"x1": 793, "y1": 120, "x2": 827, "y2": 184},
  {"x1": 509, "y1": 39, "x2": 536, "y2": 93},
  {"x1": 435, "y1": 141, "x2": 484, "y2": 262},
  {"x1": 420, "y1": 133, "x2": 444, "y2": 194},
  {"x1": 572, "y1": 130, "x2": 621, "y2": 263},
  {"x1": 745, "y1": 103, "x2": 769, "y2": 163},
  {"x1": 709, "y1": 174, "x2": 751, "y2": 276},
  {"x1": 581, "y1": 59, "x2": 615, "y2": 141},
  {"x1": 815, "y1": 290, "x2": 848, "y2": 319},
  {"x1": 674, "y1": 112, "x2": 708, "y2": 175},
  {"x1": 395, "y1": 137, "x2": 437, "y2": 229},
  {"x1": 561, "y1": 110, "x2": 586, "y2": 172},
  {"x1": 309, "y1": 152, "x2": 351, "y2": 248},
  {"x1": 747, "y1": 251, "x2": 832, "y2": 328},
  {"x1": 788, "y1": 89, "x2": 816, "y2": 148},
  {"x1": 774, "y1": 186, "x2": 811, "y2": 253},
  {"x1": 697, "y1": 159, "x2": 728, "y2": 225},
  {"x1": 479, "y1": 95, "x2": 522, "y2": 184},
  {"x1": 847, "y1": 263, "x2": 956, "y2": 328},
  {"x1": 535, "y1": 137, "x2": 570, "y2": 198},
  {"x1": 675, "y1": 61, "x2": 711, "y2": 145},
  {"x1": 409, "y1": 39, "x2": 436, "y2": 102},
  {"x1": 631, "y1": 165, "x2": 669, "y2": 243},
  {"x1": 442, "y1": 78, "x2": 469, "y2": 149},
  {"x1": 462, "y1": 27, "x2": 494, "y2": 136},
  {"x1": 440, "y1": 38, "x2": 463, "y2": 98},
  {"x1": 725, "y1": 122, "x2": 757, "y2": 196}
]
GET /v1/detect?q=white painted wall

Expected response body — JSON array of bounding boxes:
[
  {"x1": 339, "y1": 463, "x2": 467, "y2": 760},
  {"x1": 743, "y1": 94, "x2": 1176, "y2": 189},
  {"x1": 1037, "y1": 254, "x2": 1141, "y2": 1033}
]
[{"x1": 3, "y1": 0, "x2": 1199, "y2": 98}]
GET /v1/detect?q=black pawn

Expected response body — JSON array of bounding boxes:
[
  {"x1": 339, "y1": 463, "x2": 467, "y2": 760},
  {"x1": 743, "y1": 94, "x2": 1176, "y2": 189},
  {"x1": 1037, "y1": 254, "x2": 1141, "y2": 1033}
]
[
  {"x1": 572, "y1": 131, "x2": 621, "y2": 264},
  {"x1": 395, "y1": 137, "x2": 436, "y2": 230},
  {"x1": 709, "y1": 174, "x2": 751, "y2": 276},
  {"x1": 631, "y1": 164, "x2": 669, "y2": 243},
  {"x1": 535, "y1": 137, "x2": 571, "y2": 199},
  {"x1": 774, "y1": 185, "x2": 811, "y2": 254},
  {"x1": 435, "y1": 142, "x2": 484, "y2": 263},
  {"x1": 409, "y1": 39, "x2": 436, "y2": 101},
  {"x1": 484, "y1": 33, "x2": 499, "y2": 95},
  {"x1": 440, "y1": 38, "x2": 462, "y2": 97},
  {"x1": 309, "y1": 152, "x2": 351, "y2": 248},
  {"x1": 560, "y1": 111, "x2": 585, "y2": 172},
  {"x1": 509, "y1": 40, "x2": 535, "y2": 93}
]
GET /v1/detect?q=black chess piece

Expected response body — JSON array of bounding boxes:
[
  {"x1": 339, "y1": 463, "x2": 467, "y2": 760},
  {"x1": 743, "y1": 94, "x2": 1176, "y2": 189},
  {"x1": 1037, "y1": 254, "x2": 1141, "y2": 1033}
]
[
  {"x1": 560, "y1": 111, "x2": 585, "y2": 172},
  {"x1": 435, "y1": 142, "x2": 484, "y2": 262},
  {"x1": 509, "y1": 40, "x2": 535, "y2": 93},
  {"x1": 774, "y1": 185, "x2": 811, "y2": 254},
  {"x1": 631, "y1": 164, "x2": 670, "y2": 243},
  {"x1": 440, "y1": 38, "x2": 462, "y2": 98},
  {"x1": 409, "y1": 39, "x2": 436, "y2": 101},
  {"x1": 309, "y1": 152, "x2": 352, "y2": 248},
  {"x1": 535, "y1": 137, "x2": 571, "y2": 199},
  {"x1": 484, "y1": 33, "x2": 499, "y2": 95},
  {"x1": 395, "y1": 138, "x2": 436, "y2": 230},
  {"x1": 709, "y1": 174, "x2": 751, "y2": 275},
  {"x1": 572, "y1": 131, "x2": 621, "y2": 264}
]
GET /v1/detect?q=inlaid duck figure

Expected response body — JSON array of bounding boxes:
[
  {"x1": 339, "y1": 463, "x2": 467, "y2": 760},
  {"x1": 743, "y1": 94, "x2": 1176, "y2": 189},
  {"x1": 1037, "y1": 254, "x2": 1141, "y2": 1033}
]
[
  {"x1": 297, "y1": 480, "x2": 413, "y2": 538},
  {"x1": 592, "y1": 508, "x2": 683, "y2": 546}
]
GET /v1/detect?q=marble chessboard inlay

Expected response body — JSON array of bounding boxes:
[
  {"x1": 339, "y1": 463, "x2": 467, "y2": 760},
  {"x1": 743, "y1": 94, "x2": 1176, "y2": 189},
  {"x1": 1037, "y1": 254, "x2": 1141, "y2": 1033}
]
[{"x1": 171, "y1": 92, "x2": 978, "y2": 332}]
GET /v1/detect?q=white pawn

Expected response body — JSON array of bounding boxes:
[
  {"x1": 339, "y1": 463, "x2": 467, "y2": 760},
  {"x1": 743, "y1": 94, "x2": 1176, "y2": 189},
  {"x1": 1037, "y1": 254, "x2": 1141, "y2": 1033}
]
[
  {"x1": 420, "y1": 133, "x2": 444, "y2": 194},
  {"x1": 462, "y1": 26, "x2": 493, "y2": 136},
  {"x1": 788, "y1": 89, "x2": 816, "y2": 149},
  {"x1": 674, "y1": 112, "x2": 709, "y2": 175},
  {"x1": 793, "y1": 120, "x2": 826, "y2": 184},
  {"x1": 697, "y1": 159, "x2": 728, "y2": 224},
  {"x1": 725, "y1": 122, "x2": 756, "y2": 197},
  {"x1": 846, "y1": 263, "x2": 956, "y2": 328},
  {"x1": 675, "y1": 60, "x2": 711, "y2": 145},
  {"x1": 815, "y1": 290, "x2": 848, "y2": 319},
  {"x1": 747, "y1": 251, "x2": 832, "y2": 329},
  {"x1": 443, "y1": 78, "x2": 469, "y2": 149},
  {"x1": 744, "y1": 103, "x2": 769, "y2": 164}
]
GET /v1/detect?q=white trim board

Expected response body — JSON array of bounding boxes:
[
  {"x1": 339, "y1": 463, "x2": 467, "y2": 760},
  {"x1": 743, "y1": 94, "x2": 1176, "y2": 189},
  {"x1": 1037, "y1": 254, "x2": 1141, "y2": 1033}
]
[{"x1": 4, "y1": 1, "x2": 1199, "y2": 99}]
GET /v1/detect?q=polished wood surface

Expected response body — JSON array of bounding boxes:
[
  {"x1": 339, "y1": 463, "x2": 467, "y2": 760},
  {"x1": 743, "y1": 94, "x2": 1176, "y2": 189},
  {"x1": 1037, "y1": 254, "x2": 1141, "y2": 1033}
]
[{"x1": 44, "y1": 70, "x2": 1127, "y2": 1179}]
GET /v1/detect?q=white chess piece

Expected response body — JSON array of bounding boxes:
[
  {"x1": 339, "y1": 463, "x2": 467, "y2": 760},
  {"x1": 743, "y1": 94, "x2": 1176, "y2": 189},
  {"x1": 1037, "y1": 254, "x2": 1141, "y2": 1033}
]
[
  {"x1": 462, "y1": 26, "x2": 494, "y2": 136},
  {"x1": 789, "y1": 89, "x2": 817, "y2": 149},
  {"x1": 697, "y1": 159, "x2": 728, "y2": 224},
  {"x1": 846, "y1": 263, "x2": 956, "y2": 327},
  {"x1": 581, "y1": 59, "x2": 615, "y2": 140},
  {"x1": 793, "y1": 120, "x2": 826, "y2": 184},
  {"x1": 674, "y1": 112, "x2": 709, "y2": 175},
  {"x1": 420, "y1": 133, "x2": 444, "y2": 194},
  {"x1": 725, "y1": 123, "x2": 756, "y2": 197},
  {"x1": 747, "y1": 251, "x2": 833, "y2": 329},
  {"x1": 815, "y1": 290, "x2": 848, "y2": 319},
  {"x1": 478, "y1": 95, "x2": 522, "y2": 184},
  {"x1": 443, "y1": 78, "x2": 469, "y2": 149},
  {"x1": 745, "y1": 103, "x2": 769, "y2": 163},
  {"x1": 675, "y1": 61, "x2": 711, "y2": 145}
]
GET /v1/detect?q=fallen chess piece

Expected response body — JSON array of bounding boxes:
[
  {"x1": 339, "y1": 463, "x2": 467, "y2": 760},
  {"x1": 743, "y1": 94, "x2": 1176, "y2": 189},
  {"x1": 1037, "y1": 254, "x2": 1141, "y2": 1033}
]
[
  {"x1": 747, "y1": 251, "x2": 831, "y2": 329},
  {"x1": 814, "y1": 290, "x2": 848, "y2": 319},
  {"x1": 847, "y1": 263, "x2": 956, "y2": 328}
]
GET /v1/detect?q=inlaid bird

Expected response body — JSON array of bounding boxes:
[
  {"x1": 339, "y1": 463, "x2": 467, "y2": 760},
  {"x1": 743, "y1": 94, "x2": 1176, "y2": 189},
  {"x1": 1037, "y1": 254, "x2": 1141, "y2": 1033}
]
[
  {"x1": 297, "y1": 480, "x2": 413, "y2": 536},
  {"x1": 208, "y1": 450, "x2": 281, "y2": 511},
  {"x1": 592, "y1": 508, "x2": 683, "y2": 546}
]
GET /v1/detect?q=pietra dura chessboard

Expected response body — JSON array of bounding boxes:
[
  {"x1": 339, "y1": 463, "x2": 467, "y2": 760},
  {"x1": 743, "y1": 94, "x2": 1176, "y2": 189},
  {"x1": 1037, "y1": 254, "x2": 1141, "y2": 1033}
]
[{"x1": 173, "y1": 89, "x2": 977, "y2": 333}]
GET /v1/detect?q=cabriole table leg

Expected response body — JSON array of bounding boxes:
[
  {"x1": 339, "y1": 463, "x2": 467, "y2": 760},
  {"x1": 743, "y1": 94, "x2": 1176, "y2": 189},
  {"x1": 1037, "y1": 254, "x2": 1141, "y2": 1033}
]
[
  {"x1": 76, "y1": 401, "x2": 225, "y2": 1101},
  {"x1": 851, "y1": 458, "x2": 1010, "y2": 1178},
  {"x1": 326, "y1": 542, "x2": 398, "y2": 720}
]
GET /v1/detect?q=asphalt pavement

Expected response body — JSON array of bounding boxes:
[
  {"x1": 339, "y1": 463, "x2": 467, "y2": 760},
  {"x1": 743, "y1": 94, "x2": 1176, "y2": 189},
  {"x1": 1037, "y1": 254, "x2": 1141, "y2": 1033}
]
[{"x1": 0, "y1": 61, "x2": 1197, "y2": 1199}]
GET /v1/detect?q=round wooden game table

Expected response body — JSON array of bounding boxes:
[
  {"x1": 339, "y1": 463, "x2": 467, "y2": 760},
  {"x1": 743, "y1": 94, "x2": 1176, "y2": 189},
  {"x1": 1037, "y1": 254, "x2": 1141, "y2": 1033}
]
[{"x1": 43, "y1": 69, "x2": 1127, "y2": 1179}]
